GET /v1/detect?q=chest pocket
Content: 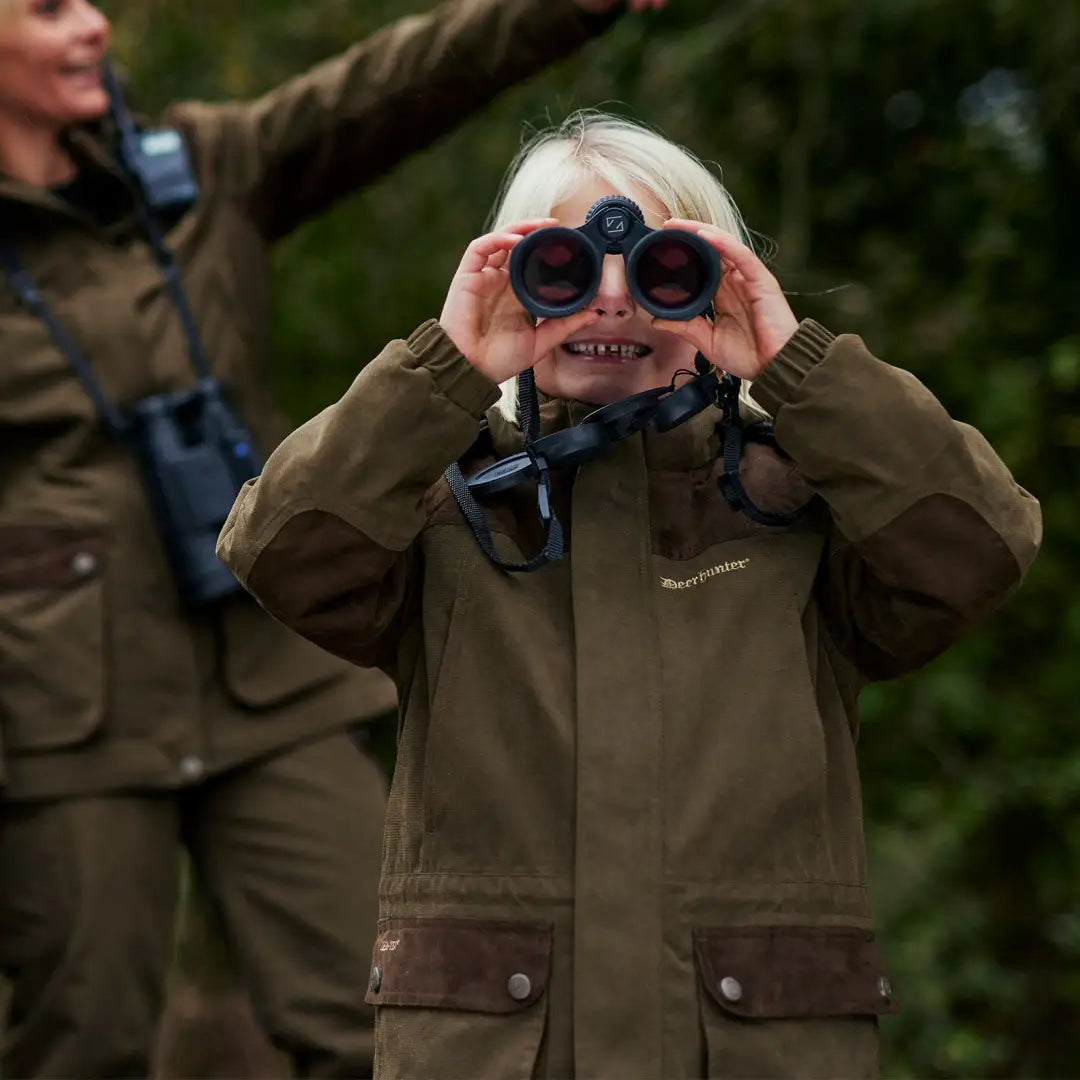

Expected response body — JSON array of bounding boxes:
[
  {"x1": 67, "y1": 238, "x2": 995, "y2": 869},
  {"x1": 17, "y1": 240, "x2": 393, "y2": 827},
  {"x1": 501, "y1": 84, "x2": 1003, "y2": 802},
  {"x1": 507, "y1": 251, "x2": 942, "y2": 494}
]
[{"x1": 0, "y1": 526, "x2": 108, "y2": 755}]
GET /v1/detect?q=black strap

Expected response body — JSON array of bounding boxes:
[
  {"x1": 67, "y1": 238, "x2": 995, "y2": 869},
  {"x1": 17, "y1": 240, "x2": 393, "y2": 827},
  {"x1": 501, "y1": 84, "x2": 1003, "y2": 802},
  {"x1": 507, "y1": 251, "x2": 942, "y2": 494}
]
[
  {"x1": 518, "y1": 367, "x2": 543, "y2": 445},
  {"x1": 445, "y1": 368, "x2": 566, "y2": 573},
  {"x1": 134, "y1": 198, "x2": 214, "y2": 381},
  {"x1": 445, "y1": 458, "x2": 564, "y2": 573},
  {"x1": 1, "y1": 204, "x2": 213, "y2": 433},
  {"x1": 445, "y1": 365, "x2": 813, "y2": 575},
  {"x1": 0, "y1": 242, "x2": 130, "y2": 438},
  {"x1": 715, "y1": 373, "x2": 813, "y2": 527}
]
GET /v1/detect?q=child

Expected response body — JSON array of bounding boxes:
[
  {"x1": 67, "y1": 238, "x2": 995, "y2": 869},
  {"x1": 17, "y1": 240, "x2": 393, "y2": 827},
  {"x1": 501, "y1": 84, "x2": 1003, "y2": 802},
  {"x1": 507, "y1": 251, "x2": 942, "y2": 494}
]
[{"x1": 219, "y1": 113, "x2": 1041, "y2": 1080}]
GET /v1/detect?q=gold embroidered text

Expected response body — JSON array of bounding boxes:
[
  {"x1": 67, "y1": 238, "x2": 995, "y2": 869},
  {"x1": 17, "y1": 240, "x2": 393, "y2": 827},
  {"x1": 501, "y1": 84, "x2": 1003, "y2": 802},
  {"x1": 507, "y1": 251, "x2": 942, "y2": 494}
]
[{"x1": 660, "y1": 558, "x2": 750, "y2": 589}]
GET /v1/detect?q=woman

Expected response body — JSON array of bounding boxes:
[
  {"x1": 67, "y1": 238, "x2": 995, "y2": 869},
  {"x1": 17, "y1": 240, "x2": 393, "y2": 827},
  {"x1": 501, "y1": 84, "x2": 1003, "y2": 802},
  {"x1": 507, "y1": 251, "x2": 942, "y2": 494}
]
[
  {"x1": 218, "y1": 114, "x2": 1041, "y2": 1079},
  {"x1": 0, "y1": 1, "x2": 653, "y2": 1076}
]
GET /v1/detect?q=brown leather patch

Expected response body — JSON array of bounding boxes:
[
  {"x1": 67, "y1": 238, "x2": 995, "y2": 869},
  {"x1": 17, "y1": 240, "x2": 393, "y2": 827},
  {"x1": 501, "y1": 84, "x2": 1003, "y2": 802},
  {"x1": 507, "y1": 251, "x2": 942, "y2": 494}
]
[
  {"x1": 818, "y1": 494, "x2": 1021, "y2": 679},
  {"x1": 246, "y1": 509, "x2": 414, "y2": 670},
  {"x1": 0, "y1": 527, "x2": 106, "y2": 592},
  {"x1": 365, "y1": 917, "x2": 552, "y2": 1013},
  {"x1": 693, "y1": 926, "x2": 899, "y2": 1019}
]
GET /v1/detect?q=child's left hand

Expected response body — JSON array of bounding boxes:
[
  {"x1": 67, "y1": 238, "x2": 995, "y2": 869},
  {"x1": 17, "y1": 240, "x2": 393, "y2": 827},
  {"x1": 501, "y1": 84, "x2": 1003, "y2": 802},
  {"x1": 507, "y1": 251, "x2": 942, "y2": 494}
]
[{"x1": 650, "y1": 221, "x2": 799, "y2": 380}]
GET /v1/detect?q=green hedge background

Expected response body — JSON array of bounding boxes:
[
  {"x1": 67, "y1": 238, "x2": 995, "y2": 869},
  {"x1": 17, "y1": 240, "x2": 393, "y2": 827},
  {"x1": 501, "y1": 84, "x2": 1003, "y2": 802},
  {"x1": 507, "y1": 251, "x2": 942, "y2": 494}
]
[{"x1": 108, "y1": 0, "x2": 1078, "y2": 1075}]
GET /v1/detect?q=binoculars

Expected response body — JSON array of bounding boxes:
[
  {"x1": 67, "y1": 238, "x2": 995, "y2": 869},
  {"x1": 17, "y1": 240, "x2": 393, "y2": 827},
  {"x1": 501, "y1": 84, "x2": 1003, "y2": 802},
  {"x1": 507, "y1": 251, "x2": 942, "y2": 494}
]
[
  {"x1": 509, "y1": 195, "x2": 721, "y2": 322},
  {"x1": 130, "y1": 379, "x2": 263, "y2": 607}
]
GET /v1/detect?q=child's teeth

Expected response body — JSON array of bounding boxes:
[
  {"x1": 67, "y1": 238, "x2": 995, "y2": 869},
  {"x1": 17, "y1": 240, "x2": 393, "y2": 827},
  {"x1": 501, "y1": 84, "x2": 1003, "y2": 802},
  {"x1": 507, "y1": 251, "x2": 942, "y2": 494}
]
[{"x1": 567, "y1": 343, "x2": 646, "y2": 358}]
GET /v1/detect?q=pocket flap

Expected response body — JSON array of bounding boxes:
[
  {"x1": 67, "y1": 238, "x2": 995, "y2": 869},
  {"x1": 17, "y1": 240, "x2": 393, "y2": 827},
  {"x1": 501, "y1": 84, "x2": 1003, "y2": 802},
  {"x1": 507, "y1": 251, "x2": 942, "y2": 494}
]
[
  {"x1": 365, "y1": 917, "x2": 552, "y2": 1013},
  {"x1": 693, "y1": 925, "x2": 899, "y2": 1019},
  {"x1": 0, "y1": 526, "x2": 106, "y2": 591}
]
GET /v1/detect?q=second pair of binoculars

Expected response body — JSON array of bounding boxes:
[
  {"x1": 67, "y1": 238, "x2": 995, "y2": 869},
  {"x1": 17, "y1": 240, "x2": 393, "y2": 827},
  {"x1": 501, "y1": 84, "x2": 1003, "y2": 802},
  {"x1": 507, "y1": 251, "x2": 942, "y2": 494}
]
[{"x1": 510, "y1": 195, "x2": 721, "y2": 322}]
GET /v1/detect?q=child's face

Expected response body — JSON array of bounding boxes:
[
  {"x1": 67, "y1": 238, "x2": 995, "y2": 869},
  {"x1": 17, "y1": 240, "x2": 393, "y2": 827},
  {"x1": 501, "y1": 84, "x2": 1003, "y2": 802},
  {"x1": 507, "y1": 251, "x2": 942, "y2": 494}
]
[
  {"x1": 532, "y1": 177, "x2": 699, "y2": 406},
  {"x1": 0, "y1": 0, "x2": 111, "y2": 136}
]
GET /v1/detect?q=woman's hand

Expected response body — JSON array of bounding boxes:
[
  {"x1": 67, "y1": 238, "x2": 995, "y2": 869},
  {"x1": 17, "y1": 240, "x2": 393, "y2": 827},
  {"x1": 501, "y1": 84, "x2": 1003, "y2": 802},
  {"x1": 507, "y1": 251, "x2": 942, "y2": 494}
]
[
  {"x1": 651, "y1": 221, "x2": 799, "y2": 380},
  {"x1": 439, "y1": 220, "x2": 600, "y2": 385}
]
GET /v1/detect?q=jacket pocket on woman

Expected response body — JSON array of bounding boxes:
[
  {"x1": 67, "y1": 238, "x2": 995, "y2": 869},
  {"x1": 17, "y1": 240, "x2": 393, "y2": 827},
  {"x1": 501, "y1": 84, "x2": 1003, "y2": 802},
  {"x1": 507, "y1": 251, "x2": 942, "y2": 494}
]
[
  {"x1": 0, "y1": 526, "x2": 107, "y2": 752},
  {"x1": 365, "y1": 917, "x2": 552, "y2": 1080},
  {"x1": 693, "y1": 925, "x2": 898, "y2": 1080}
]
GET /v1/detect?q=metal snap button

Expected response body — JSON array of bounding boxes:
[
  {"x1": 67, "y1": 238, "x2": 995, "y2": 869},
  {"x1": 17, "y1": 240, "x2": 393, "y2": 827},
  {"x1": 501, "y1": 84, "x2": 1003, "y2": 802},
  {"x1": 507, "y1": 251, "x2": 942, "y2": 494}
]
[
  {"x1": 178, "y1": 755, "x2": 204, "y2": 782},
  {"x1": 71, "y1": 551, "x2": 97, "y2": 576},
  {"x1": 507, "y1": 972, "x2": 532, "y2": 1001},
  {"x1": 369, "y1": 965, "x2": 382, "y2": 993},
  {"x1": 719, "y1": 976, "x2": 743, "y2": 1003}
]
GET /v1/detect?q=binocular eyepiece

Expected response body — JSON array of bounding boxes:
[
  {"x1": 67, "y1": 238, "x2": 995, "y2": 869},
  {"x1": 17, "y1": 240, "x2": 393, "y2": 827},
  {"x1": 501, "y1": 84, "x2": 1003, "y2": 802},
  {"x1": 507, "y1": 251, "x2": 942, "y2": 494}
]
[{"x1": 509, "y1": 195, "x2": 721, "y2": 322}]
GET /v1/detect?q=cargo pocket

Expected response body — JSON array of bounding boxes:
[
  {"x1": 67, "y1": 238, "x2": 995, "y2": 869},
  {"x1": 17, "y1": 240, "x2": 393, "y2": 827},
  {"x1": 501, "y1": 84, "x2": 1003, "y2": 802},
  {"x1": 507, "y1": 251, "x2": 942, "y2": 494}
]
[
  {"x1": 365, "y1": 917, "x2": 552, "y2": 1080},
  {"x1": 693, "y1": 925, "x2": 898, "y2": 1080},
  {"x1": 0, "y1": 527, "x2": 107, "y2": 752}
]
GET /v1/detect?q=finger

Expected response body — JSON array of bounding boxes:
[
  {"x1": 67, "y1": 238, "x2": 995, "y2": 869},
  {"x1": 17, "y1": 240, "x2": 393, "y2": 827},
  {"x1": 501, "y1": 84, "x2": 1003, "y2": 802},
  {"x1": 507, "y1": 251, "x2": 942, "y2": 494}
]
[
  {"x1": 502, "y1": 217, "x2": 559, "y2": 236},
  {"x1": 534, "y1": 309, "x2": 601, "y2": 357},
  {"x1": 456, "y1": 231, "x2": 532, "y2": 275},
  {"x1": 650, "y1": 316, "x2": 712, "y2": 357},
  {"x1": 472, "y1": 265, "x2": 512, "y2": 296},
  {"x1": 714, "y1": 266, "x2": 755, "y2": 307}
]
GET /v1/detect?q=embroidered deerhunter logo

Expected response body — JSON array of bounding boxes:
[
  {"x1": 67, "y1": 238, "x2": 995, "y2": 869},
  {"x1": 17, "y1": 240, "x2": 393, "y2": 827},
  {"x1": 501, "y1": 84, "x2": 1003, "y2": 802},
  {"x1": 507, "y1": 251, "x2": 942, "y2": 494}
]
[
  {"x1": 660, "y1": 558, "x2": 750, "y2": 589},
  {"x1": 378, "y1": 938, "x2": 400, "y2": 952}
]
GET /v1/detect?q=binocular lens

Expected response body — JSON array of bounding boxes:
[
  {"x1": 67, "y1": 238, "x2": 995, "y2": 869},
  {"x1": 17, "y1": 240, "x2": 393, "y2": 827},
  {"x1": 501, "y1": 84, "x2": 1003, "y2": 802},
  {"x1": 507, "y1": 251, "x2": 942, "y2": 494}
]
[
  {"x1": 634, "y1": 237, "x2": 708, "y2": 311},
  {"x1": 520, "y1": 232, "x2": 595, "y2": 309}
]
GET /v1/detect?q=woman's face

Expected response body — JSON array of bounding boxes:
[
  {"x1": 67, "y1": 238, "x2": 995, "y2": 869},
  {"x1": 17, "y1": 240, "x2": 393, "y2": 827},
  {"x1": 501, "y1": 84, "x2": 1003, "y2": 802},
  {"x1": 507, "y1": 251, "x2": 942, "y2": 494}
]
[
  {"x1": 0, "y1": 0, "x2": 111, "y2": 133},
  {"x1": 532, "y1": 177, "x2": 699, "y2": 406}
]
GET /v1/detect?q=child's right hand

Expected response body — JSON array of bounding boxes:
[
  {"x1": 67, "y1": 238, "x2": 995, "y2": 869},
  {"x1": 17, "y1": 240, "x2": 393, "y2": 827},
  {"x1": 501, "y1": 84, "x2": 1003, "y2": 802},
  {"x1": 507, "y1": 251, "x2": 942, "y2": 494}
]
[{"x1": 439, "y1": 220, "x2": 599, "y2": 386}]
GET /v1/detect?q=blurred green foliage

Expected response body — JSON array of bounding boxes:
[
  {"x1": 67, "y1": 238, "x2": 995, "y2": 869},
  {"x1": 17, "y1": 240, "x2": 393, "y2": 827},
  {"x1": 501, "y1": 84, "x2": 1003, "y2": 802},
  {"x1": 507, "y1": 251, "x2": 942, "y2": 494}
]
[{"x1": 110, "y1": 0, "x2": 1078, "y2": 1075}]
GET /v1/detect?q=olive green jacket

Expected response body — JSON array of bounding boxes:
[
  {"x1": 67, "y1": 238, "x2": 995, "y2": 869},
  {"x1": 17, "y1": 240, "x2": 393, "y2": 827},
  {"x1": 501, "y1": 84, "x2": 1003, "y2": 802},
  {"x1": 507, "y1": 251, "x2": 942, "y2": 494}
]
[
  {"x1": 220, "y1": 319, "x2": 1041, "y2": 1078},
  {"x1": 0, "y1": 0, "x2": 616, "y2": 799}
]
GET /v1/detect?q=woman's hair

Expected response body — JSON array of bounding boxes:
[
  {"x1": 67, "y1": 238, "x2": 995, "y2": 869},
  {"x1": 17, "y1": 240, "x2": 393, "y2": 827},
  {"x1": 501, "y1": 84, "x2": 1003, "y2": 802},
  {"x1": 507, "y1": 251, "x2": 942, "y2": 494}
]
[{"x1": 488, "y1": 110, "x2": 768, "y2": 423}]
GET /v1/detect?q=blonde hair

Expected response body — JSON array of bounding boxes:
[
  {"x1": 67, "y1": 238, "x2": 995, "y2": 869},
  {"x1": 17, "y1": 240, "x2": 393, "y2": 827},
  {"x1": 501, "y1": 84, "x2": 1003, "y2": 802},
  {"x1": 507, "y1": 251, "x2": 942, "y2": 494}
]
[{"x1": 489, "y1": 111, "x2": 768, "y2": 423}]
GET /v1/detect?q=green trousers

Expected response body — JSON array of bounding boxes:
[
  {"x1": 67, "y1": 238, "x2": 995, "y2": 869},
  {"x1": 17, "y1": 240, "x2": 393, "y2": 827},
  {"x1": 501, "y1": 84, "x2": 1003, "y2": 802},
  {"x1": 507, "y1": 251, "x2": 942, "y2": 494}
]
[{"x1": 0, "y1": 731, "x2": 387, "y2": 1079}]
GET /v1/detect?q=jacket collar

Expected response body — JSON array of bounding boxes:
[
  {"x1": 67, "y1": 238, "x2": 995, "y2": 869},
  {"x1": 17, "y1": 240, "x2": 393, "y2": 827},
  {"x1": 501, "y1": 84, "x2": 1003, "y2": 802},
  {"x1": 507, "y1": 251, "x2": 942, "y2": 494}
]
[{"x1": 0, "y1": 123, "x2": 136, "y2": 235}]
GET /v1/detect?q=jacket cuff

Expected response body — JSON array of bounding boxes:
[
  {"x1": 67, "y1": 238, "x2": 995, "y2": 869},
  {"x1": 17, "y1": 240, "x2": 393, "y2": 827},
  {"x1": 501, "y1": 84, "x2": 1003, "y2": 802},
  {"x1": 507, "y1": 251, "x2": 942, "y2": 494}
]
[
  {"x1": 408, "y1": 319, "x2": 501, "y2": 419},
  {"x1": 748, "y1": 319, "x2": 837, "y2": 417}
]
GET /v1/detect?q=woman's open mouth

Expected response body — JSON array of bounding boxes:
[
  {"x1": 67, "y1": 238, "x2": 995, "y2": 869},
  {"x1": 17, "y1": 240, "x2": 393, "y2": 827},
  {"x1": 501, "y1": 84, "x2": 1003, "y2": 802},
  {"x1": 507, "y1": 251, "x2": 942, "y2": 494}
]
[{"x1": 61, "y1": 62, "x2": 103, "y2": 87}]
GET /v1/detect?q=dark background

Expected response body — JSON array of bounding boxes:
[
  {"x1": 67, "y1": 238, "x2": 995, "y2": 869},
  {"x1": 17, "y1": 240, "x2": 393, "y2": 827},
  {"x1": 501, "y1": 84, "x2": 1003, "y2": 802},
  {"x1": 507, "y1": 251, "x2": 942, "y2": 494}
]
[{"x1": 108, "y1": 0, "x2": 1079, "y2": 1075}]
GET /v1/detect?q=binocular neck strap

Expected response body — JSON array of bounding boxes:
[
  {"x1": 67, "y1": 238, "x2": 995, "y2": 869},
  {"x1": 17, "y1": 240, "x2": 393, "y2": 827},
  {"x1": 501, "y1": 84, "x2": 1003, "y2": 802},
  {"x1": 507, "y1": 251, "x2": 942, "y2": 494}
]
[
  {"x1": 444, "y1": 368, "x2": 566, "y2": 573},
  {"x1": 715, "y1": 374, "x2": 813, "y2": 528},
  {"x1": 0, "y1": 190, "x2": 213, "y2": 439},
  {"x1": 130, "y1": 194, "x2": 215, "y2": 385},
  {"x1": 444, "y1": 368, "x2": 814, "y2": 576},
  {"x1": 2, "y1": 66, "x2": 213, "y2": 434},
  {"x1": 0, "y1": 242, "x2": 130, "y2": 438}
]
